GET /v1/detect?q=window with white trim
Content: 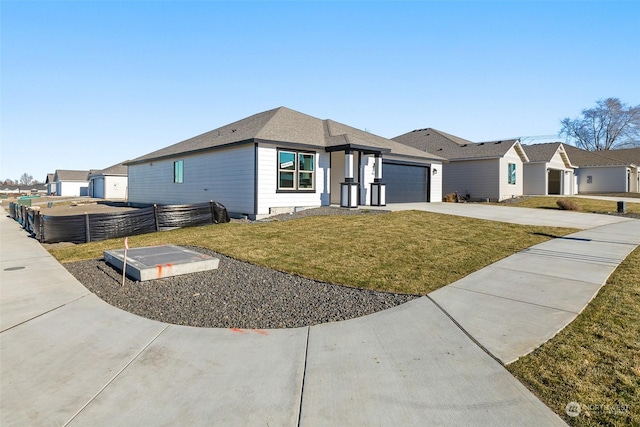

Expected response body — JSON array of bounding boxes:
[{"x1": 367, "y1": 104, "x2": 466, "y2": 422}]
[
  {"x1": 508, "y1": 163, "x2": 516, "y2": 185},
  {"x1": 278, "y1": 150, "x2": 315, "y2": 191}
]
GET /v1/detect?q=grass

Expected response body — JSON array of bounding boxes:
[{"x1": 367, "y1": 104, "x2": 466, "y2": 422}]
[
  {"x1": 508, "y1": 246, "x2": 640, "y2": 426},
  {"x1": 48, "y1": 210, "x2": 577, "y2": 295},
  {"x1": 499, "y1": 196, "x2": 640, "y2": 214}
]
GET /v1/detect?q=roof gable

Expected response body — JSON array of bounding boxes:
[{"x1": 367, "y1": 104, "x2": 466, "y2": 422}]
[{"x1": 522, "y1": 142, "x2": 576, "y2": 168}]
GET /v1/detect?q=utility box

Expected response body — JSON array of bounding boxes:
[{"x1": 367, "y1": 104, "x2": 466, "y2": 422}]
[{"x1": 617, "y1": 201, "x2": 626, "y2": 213}]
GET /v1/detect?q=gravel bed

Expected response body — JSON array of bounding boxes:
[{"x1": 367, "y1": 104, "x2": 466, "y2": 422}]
[{"x1": 65, "y1": 247, "x2": 417, "y2": 329}]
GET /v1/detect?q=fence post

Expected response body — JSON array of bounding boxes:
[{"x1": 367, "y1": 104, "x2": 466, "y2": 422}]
[
  {"x1": 153, "y1": 204, "x2": 160, "y2": 231},
  {"x1": 210, "y1": 200, "x2": 215, "y2": 224},
  {"x1": 85, "y1": 212, "x2": 91, "y2": 243}
]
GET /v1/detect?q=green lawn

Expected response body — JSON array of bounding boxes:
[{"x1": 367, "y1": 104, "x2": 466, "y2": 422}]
[{"x1": 49, "y1": 210, "x2": 576, "y2": 295}]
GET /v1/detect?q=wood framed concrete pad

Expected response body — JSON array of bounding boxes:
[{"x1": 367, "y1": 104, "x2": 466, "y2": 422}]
[
  {"x1": 299, "y1": 298, "x2": 565, "y2": 426},
  {"x1": 68, "y1": 326, "x2": 308, "y2": 426},
  {"x1": 104, "y1": 245, "x2": 219, "y2": 281}
]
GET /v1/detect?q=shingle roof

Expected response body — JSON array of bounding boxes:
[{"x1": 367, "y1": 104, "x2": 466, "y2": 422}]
[
  {"x1": 127, "y1": 107, "x2": 445, "y2": 165},
  {"x1": 392, "y1": 128, "x2": 526, "y2": 161},
  {"x1": 89, "y1": 162, "x2": 128, "y2": 177},
  {"x1": 603, "y1": 147, "x2": 640, "y2": 166},
  {"x1": 45, "y1": 173, "x2": 55, "y2": 183},
  {"x1": 54, "y1": 170, "x2": 90, "y2": 181},
  {"x1": 562, "y1": 145, "x2": 635, "y2": 167}
]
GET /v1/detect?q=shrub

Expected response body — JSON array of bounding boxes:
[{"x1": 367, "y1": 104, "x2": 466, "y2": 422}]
[
  {"x1": 556, "y1": 198, "x2": 580, "y2": 211},
  {"x1": 443, "y1": 193, "x2": 457, "y2": 203}
]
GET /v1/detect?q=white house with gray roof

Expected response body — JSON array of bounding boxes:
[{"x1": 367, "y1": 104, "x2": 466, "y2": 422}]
[
  {"x1": 125, "y1": 107, "x2": 444, "y2": 219},
  {"x1": 393, "y1": 128, "x2": 529, "y2": 202},
  {"x1": 563, "y1": 145, "x2": 639, "y2": 193},
  {"x1": 53, "y1": 170, "x2": 90, "y2": 197},
  {"x1": 521, "y1": 142, "x2": 577, "y2": 196},
  {"x1": 88, "y1": 162, "x2": 128, "y2": 200}
]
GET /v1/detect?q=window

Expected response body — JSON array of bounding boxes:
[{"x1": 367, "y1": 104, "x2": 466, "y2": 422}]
[
  {"x1": 587, "y1": 175, "x2": 593, "y2": 184},
  {"x1": 278, "y1": 150, "x2": 315, "y2": 191},
  {"x1": 508, "y1": 163, "x2": 516, "y2": 185},
  {"x1": 174, "y1": 160, "x2": 184, "y2": 183}
]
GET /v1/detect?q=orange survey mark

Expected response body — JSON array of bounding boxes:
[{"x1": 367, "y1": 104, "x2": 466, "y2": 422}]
[
  {"x1": 229, "y1": 328, "x2": 269, "y2": 336},
  {"x1": 156, "y1": 263, "x2": 174, "y2": 278}
]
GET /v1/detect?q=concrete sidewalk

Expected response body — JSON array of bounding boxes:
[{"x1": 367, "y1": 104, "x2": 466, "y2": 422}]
[
  {"x1": 2, "y1": 206, "x2": 638, "y2": 425},
  {"x1": 372, "y1": 202, "x2": 633, "y2": 229}
]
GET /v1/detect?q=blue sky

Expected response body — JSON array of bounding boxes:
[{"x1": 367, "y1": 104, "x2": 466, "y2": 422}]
[{"x1": 1, "y1": 1, "x2": 639, "y2": 182}]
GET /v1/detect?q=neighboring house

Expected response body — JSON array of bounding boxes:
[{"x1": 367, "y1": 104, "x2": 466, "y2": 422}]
[
  {"x1": 563, "y1": 146, "x2": 639, "y2": 193},
  {"x1": 521, "y1": 143, "x2": 577, "y2": 196},
  {"x1": 53, "y1": 170, "x2": 90, "y2": 197},
  {"x1": 45, "y1": 173, "x2": 57, "y2": 195},
  {"x1": 88, "y1": 162, "x2": 128, "y2": 200},
  {"x1": 125, "y1": 107, "x2": 445, "y2": 219},
  {"x1": 0, "y1": 184, "x2": 47, "y2": 195},
  {"x1": 393, "y1": 128, "x2": 529, "y2": 201}
]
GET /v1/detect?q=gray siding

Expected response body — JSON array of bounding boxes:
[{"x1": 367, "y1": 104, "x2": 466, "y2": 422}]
[
  {"x1": 576, "y1": 166, "x2": 628, "y2": 193},
  {"x1": 128, "y1": 144, "x2": 255, "y2": 214},
  {"x1": 443, "y1": 159, "x2": 499, "y2": 201}
]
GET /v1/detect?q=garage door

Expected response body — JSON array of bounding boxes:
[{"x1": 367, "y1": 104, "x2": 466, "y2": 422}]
[{"x1": 383, "y1": 162, "x2": 429, "y2": 203}]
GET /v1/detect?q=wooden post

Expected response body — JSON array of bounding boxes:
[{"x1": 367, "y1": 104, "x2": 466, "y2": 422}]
[
  {"x1": 122, "y1": 237, "x2": 129, "y2": 286},
  {"x1": 210, "y1": 200, "x2": 215, "y2": 224}
]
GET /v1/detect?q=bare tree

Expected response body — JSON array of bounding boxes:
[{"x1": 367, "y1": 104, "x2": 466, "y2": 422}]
[
  {"x1": 559, "y1": 97, "x2": 640, "y2": 150},
  {"x1": 19, "y1": 173, "x2": 34, "y2": 185},
  {"x1": 2, "y1": 179, "x2": 16, "y2": 185}
]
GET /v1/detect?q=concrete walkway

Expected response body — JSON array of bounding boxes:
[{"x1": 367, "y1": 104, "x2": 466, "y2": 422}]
[
  {"x1": 2, "y1": 205, "x2": 639, "y2": 426},
  {"x1": 372, "y1": 202, "x2": 633, "y2": 229}
]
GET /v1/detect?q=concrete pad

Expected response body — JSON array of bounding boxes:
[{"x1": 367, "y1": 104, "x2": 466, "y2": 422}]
[
  {"x1": 0, "y1": 212, "x2": 91, "y2": 331},
  {"x1": 447, "y1": 266, "x2": 603, "y2": 313},
  {"x1": 429, "y1": 288, "x2": 577, "y2": 365},
  {"x1": 0, "y1": 261, "x2": 90, "y2": 331},
  {"x1": 69, "y1": 325, "x2": 308, "y2": 426},
  {"x1": 494, "y1": 251, "x2": 617, "y2": 285},
  {"x1": 104, "y1": 245, "x2": 219, "y2": 281},
  {"x1": 0, "y1": 295, "x2": 167, "y2": 427},
  {"x1": 521, "y1": 236, "x2": 636, "y2": 264},
  {"x1": 299, "y1": 298, "x2": 565, "y2": 426}
]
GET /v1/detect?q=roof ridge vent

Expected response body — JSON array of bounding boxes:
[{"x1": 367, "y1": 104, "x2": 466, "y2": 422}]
[{"x1": 495, "y1": 141, "x2": 502, "y2": 144}]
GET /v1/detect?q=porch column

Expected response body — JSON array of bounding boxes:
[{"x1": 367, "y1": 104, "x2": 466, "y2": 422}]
[
  {"x1": 370, "y1": 153, "x2": 386, "y2": 206},
  {"x1": 340, "y1": 150, "x2": 358, "y2": 208}
]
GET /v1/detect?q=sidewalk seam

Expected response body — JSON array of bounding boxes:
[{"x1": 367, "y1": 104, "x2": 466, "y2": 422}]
[
  {"x1": 0, "y1": 293, "x2": 92, "y2": 334},
  {"x1": 445, "y1": 285, "x2": 582, "y2": 315},
  {"x1": 426, "y1": 295, "x2": 505, "y2": 367},
  {"x1": 63, "y1": 323, "x2": 170, "y2": 426},
  {"x1": 296, "y1": 326, "x2": 310, "y2": 427}
]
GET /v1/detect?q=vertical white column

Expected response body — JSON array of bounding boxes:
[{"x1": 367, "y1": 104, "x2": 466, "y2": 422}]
[{"x1": 345, "y1": 150, "x2": 354, "y2": 181}]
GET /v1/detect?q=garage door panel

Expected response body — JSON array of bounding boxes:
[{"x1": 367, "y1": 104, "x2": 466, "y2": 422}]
[{"x1": 383, "y1": 163, "x2": 428, "y2": 203}]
